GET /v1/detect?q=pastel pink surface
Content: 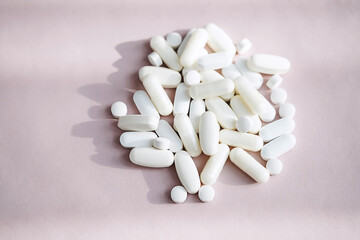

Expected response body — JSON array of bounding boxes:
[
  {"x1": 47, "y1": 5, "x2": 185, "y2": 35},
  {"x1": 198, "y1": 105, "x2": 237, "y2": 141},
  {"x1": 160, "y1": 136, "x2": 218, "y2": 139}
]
[{"x1": 1, "y1": 0, "x2": 359, "y2": 239}]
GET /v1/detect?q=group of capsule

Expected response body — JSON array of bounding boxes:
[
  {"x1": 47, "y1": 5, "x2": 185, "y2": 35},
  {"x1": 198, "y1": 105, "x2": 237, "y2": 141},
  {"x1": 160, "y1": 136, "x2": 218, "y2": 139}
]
[{"x1": 111, "y1": 23, "x2": 296, "y2": 203}]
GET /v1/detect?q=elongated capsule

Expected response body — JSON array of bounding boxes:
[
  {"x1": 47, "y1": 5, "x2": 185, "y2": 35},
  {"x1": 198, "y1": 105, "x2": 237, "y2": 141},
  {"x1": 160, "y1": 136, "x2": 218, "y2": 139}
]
[
  {"x1": 173, "y1": 83, "x2": 190, "y2": 116},
  {"x1": 247, "y1": 54, "x2": 291, "y2": 75},
  {"x1": 260, "y1": 134, "x2": 296, "y2": 161},
  {"x1": 205, "y1": 97, "x2": 237, "y2": 130},
  {"x1": 259, "y1": 118, "x2": 295, "y2": 142},
  {"x1": 200, "y1": 70, "x2": 224, "y2": 82},
  {"x1": 219, "y1": 129, "x2": 263, "y2": 152},
  {"x1": 117, "y1": 115, "x2": 159, "y2": 131},
  {"x1": 189, "y1": 99, "x2": 205, "y2": 133},
  {"x1": 199, "y1": 111, "x2": 220, "y2": 156},
  {"x1": 175, "y1": 151, "x2": 201, "y2": 194},
  {"x1": 150, "y1": 36, "x2": 182, "y2": 71},
  {"x1": 235, "y1": 58, "x2": 263, "y2": 89},
  {"x1": 129, "y1": 147, "x2": 174, "y2": 168},
  {"x1": 205, "y1": 23, "x2": 236, "y2": 55},
  {"x1": 133, "y1": 90, "x2": 160, "y2": 119},
  {"x1": 180, "y1": 28, "x2": 208, "y2": 68},
  {"x1": 138, "y1": 66, "x2": 181, "y2": 88},
  {"x1": 222, "y1": 64, "x2": 242, "y2": 80},
  {"x1": 120, "y1": 132, "x2": 157, "y2": 148},
  {"x1": 177, "y1": 28, "x2": 196, "y2": 56},
  {"x1": 201, "y1": 144, "x2": 230, "y2": 185},
  {"x1": 155, "y1": 120, "x2": 183, "y2": 153},
  {"x1": 189, "y1": 79, "x2": 234, "y2": 100},
  {"x1": 197, "y1": 51, "x2": 233, "y2": 71}
]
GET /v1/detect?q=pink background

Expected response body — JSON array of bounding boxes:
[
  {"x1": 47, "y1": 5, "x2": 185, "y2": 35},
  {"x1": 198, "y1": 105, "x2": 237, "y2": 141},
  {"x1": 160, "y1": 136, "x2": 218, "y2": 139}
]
[{"x1": 1, "y1": 0, "x2": 360, "y2": 239}]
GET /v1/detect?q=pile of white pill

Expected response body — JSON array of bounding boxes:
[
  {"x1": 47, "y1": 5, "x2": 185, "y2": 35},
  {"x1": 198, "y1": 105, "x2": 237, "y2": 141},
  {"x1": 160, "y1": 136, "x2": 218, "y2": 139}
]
[{"x1": 111, "y1": 23, "x2": 296, "y2": 204}]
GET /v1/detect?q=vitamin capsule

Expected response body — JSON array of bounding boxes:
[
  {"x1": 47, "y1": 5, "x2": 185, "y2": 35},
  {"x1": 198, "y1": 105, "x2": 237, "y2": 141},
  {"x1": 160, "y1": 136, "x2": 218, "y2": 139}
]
[
  {"x1": 200, "y1": 144, "x2": 230, "y2": 185},
  {"x1": 142, "y1": 74, "x2": 173, "y2": 116},
  {"x1": 133, "y1": 90, "x2": 160, "y2": 119},
  {"x1": 173, "y1": 83, "x2": 190, "y2": 116},
  {"x1": 147, "y1": 52, "x2": 163, "y2": 67},
  {"x1": 197, "y1": 51, "x2": 233, "y2": 71},
  {"x1": 177, "y1": 28, "x2": 196, "y2": 56},
  {"x1": 266, "y1": 74, "x2": 283, "y2": 90},
  {"x1": 266, "y1": 159, "x2": 283, "y2": 175},
  {"x1": 174, "y1": 114, "x2": 202, "y2": 157},
  {"x1": 111, "y1": 101, "x2": 127, "y2": 118},
  {"x1": 259, "y1": 118, "x2": 295, "y2": 142},
  {"x1": 247, "y1": 54, "x2": 291, "y2": 74},
  {"x1": 189, "y1": 79, "x2": 234, "y2": 100},
  {"x1": 189, "y1": 99, "x2": 205, "y2": 133},
  {"x1": 205, "y1": 23, "x2": 236, "y2": 55},
  {"x1": 199, "y1": 111, "x2": 220, "y2": 156},
  {"x1": 171, "y1": 186, "x2": 187, "y2": 204},
  {"x1": 150, "y1": 36, "x2": 182, "y2": 71},
  {"x1": 235, "y1": 58, "x2": 263, "y2": 89},
  {"x1": 166, "y1": 32, "x2": 182, "y2": 48},
  {"x1": 129, "y1": 147, "x2": 174, "y2": 168},
  {"x1": 138, "y1": 66, "x2": 181, "y2": 88},
  {"x1": 120, "y1": 132, "x2": 157, "y2": 148},
  {"x1": 117, "y1": 115, "x2": 159, "y2": 131},
  {"x1": 155, "y1": 120, "x2": 183, "y2": 153},
  {"x1": 236, "y1": 117, "x2": 253, "y2": 133},
  {"x1": 198, "y1": 185, "x2": 215, "y2": 203},
  {"x1": 175, "y1": 151, "x2": 201, "y2": 194},
  {"x1": 258, "y1": 101, "x2": 276, "y2": 123},
  {"x1": 270, "y1": 88, "x2": 287, "y2": 105},
  {"x1": 236, "y1": 38, "x2": 252, "y2": 55},
  {"x1": 184, "y1": 70, "x2": 201, "y2": 86},
  {"x1": 205, "y1": 97, "x2": 237, "y2": 129},
  {"x1": 230, "y1": 148, "x2": 270, "y2": 183},
  {"x1": 222, "y1": 64, "x2": 242, "y2": 80},
  {"x1": 279, "y1": 103, "x2": 296, "y2": 118},
  {"x1": 200, "y1": 70, "x2": 224, "y2": 82},
  {"x1": 180, "y1": 28, "x2": 208, "y2": 68},
  {"x1": 219, "y1": 129, "x2": 263, "y2": 152},
  {"x1": 153, "y1": 137, "x2": 170, "y2": 150},
  {"x1": 260, "y1": 134, "x2": 296, "y2": 161}
]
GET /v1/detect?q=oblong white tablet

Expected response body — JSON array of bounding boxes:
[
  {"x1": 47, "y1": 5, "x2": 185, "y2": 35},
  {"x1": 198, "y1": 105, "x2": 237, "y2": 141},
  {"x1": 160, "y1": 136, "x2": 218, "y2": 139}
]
[
  {"x1": 147, "y1": 52, "x2": 163, "y2": 67},
  {"x1": 120, "y1": 132, "x2": 157, "y2": 148},
  {"x1": 189, "y1": 99, "x2": 205, "y2": 133},
  {"x1": 152, "y1": 137, "x2": 170, "y2": 150},
  {"x1": 199, "y1": 111, "x2": 220, "y2": 156},
  {"x1": 133, "y1": 90, "x2": 160, "y2": 119},
  {"x1": 266, "y1": 159, "x2": 283, "y2": 176},
  {"x1": 270, "y1": 88, "x2": 287, "y2": 105},
  {"x1": 279, "y1": 103, "x2": 296, "y2": 118},
  {"x1": 129, "y1": 147, "x2": 174, "y2": 168},
  {"x1": 205, "y1": 23, "x2": 236, "y2": 55},
  {"x1": 230, "y1": 148, "x2": 270, "y2": 183},
  {"x1": 258, "y1": 100, "x2": 276, "y2": 123},
  {"x1": 180, "y1": 28, "x2": 208, "y2": 68},
  {"x1": 219, "y1": 129, "x2": 263, "y2": 152},
  {"x1": 197, "y1": 51, "x2": 233, "y2": 71},
  {"x1": 247, "y1": 54, "x2": 291, "y2": 74},
  {"x1": 222, "y1": 64, "x2": 242, "y2": 80},
  {"x1": 117, "y1": 115, "x2": 159, "y2": 131},
  {"x1": 138, "y1": 66, "x2": 181, "y2": 88},
  {"x1": 189, "y1": 79, "x2": 234, "y2": 100},
  {"x1": 200, "y1": 70, "x2": 224, "y2": 82},
  {"x1": 175, "y1": 151, "x2": 201, "y2": 194},
  {"x1": 205, "y1": 97, "x2": 237, "y2": 129},
  {"x1": 235, "y1": 58, "x2": 263, "y2": 89},
  {"x1": 177, "y1": 28, "x2": 196, "y2": 56},
  {"x1": 155, "y1": 120, "x2": 182, "y2": 153},
  {"x1": 171, "y1": 186, "x2": 187, "y2": 204},
  {"x1": 173, "y1": 83, "x2": 190, "y2": 116},
  {"x1": 260, "y1": 134, "x2": 296, "y2": 161},
  {"x1": 198, "y1": 185, "x2": 215, "y2": 203},
  {"x1": 259, "y1": 118, "x2": 295, "y2": 142},
  {"x1": 111, "y1": 101, "x2": 127, "y2": 118},
  {"x1": 150, "y1": 36, "x2": 182, "y2": 71}
]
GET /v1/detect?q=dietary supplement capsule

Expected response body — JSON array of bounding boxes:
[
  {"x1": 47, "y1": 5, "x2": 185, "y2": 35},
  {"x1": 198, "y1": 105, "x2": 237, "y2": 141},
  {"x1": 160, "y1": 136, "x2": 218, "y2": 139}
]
[
  {"x1": 180, "y1": 28, "x2": 208, "y2": 68},
  {"x1": 120, "y1": 132, "x2": 157, "y2": 148},
  {"x1": 138, "y1": 66, "x2": 181, "y2": 88},
  {"x1": 177, "y1": 28, "x2": 196, "y2": 56},
  {"x1": 189, "y1": 99, "x2": 205, "y2": 133},
  {"x1": 150, "y1": 36, "x2": 182, "y2": 71},
  {"x1": 235, "y1": 58, "x2": 263, "y2": 89},
  {"x1": 175, "y1": 151, "x2": 201, "y2": 194},
  {"x1": 260, "y1": 134, "x2": 296, "y2": 161},
  {"x1": 247, "y1": 54, "x2": 291, "y2": 75},
  {"x1": 197, "y1": 51, "x2": 233, "y2": 71},
  {"x1": 129, "y1": 147, "x2": 174, "y2": 168},
  {"x1": 133, "y1": 90, "x2": 160, "y2": 119},
  {"x1": 205, "y1": 97, "x2": 237, "y2": 129},
  {"x1": 219, "y1": 129, "x2": 263, "y2": 152},
  {"x1": 189, "y1": 79, "x2": 234, "y2": 100},
  {"x1": 117, "y1": 115, "x2": 159, "y2": 131},
  {"x1": 259, "y1": 118, "x2": 295, "y2": 142},
  {"x1": 205, "y1": 23, "x2": 236, "y2": 55},
  {"x1": 173, "y1": 83, "x2": 190, "y2": 116},
  {"x1": 155, "y1": 120, "x2": 183, "y2": 153},
  {"x1": 199, "y1": 111, "x2": 220, "y2": 156}
]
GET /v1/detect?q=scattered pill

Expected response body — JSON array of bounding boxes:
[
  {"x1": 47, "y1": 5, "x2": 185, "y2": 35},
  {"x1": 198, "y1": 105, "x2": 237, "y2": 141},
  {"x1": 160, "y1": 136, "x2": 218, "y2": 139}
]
[
  {"x1": 173, "y1": 83, "x2": 190, "y2": 116},
  {"x1": 247, "y1": 54, "x2": 291, "y2": 75},
  {"x1": 235, "y1": 58, "x2": 263, "y2": 89},
  {"x1": 260, "y1": 134, "x2": 296, "y2": 161},
  {"x1": 205, "y1": 23, "x2": 236, "y2": 55},
  {"x1": 266, "y1": 159, "x2": 283, "y2": 175},
  {"x1": 166, "y1": 32, "x2": 182, "y2": 48},
  {"x1": 184, "y1": 70, "x2": 201, "y2": 86},
  {"x1": 133, "y1": 90, "x2": 160, "y2": 119},
  {"x1": 205, "y1": 97, "x2": 238, "y2": 130},
  {"x1": 201, "y1": 144, "x2": 230, "y2": 185},
  {"x1": 198, "y1": 185, "x2": 215, "y2": 203},
  {"x1": 111, "y1": 101, "x2": 127, "y2": 118},
  {"x1": 153, "y1": 137, "x2": 170, "y2": 150},
  {"x1": 138, "y1": 66, "x2": 181, "y2": 88},
  {"x1": 120, "y1": 132, "x2": 157, "y2": 148},
  {"x1": 279, "y1": 103, "x2": 296, "y2": 118},
  {"x1": 267, "y1": 74, "x2": 283, "y2": 90},
  {"x1": 147, "y1": 51, "x2": 163, "y2": 67},
  {"x1": 259, "y1": 118, "x2": 295, "y2": 142},
  {"x1": 222, "y1": 64, "x2": 242, "y2": 80},
  {"x1": 155, "y1": 120, "x2": 183, "y2": 153},
  {"x1": 189, "y1": 99, "x2": 205, "y2": 133},
  {"x1": 236, "y1": 116, "x2": 253, "y2": 133},
  {"x1": 197, "y1": 51, "x2": 233, "y2": 71},
  {"x1": 270, "y1": 88, "x2": 288, "y2": 105},
  {"x1": 219, "y1": 129, "x2": 263, "y2": 152},
  {"x1": 189, "y1": 79, "x2": 234, "y2": 100},
  {"x1": 175, "y1": 151, "x2": 201, "y2": 194},
  {"x1": 199, "y1": 111, "x2": 220, "y2": 156},
  {"x1": 177, "y1": 28, "x2": 196, "y2": 56},
  {"x1": 171, "y1": 186, "x2": 188, "y2": 203},
  {"x1": 129, "y1": 147, "x2": 174, "y2": 168},
  {"x1": 200, "y1": 70, "x2": 224, "y2": 82},
  {"x1": 117, "y1": 115, "x2": 159, "y2": 131},
  {"x1": 236, "y1": 38, "x2": 252, "y2": 55},
  {"x1": 150, "y1": 36, "x2": 182, "y2": 71},
  {"x1": 180, "y1": 28, "x2": 208, "y2": 68}
]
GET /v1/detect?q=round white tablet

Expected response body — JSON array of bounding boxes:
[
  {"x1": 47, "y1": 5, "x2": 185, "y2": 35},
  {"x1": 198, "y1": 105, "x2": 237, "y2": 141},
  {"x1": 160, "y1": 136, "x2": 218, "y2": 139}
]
[
  {"x1": 266, "y1": 74, "x2": 283, "y2": 90},
  {"x1": 236, "y1": 116, "x2": 253, "y2": 133},
  {"x1": 266, "y1": 159, "x2": 283, "y2": 175},
  {"x1": 279, "y1": 103, "x2": 296, "y2": 118},
  {"x1": 111, "y1": 101, "x2": 127, "y2": 118},
  {"x1": 270, "y1": 88, "x2": 287, "y2": 105},
  {"x1": 184, "y1": 70, "x2": 201, "y2": 86},
  {"x1": 171, "y1": 186, "x2": 187, "y2": 204},
  {"x1": 166, "y1": 32, "x2": 182, "y2": 48},
  {"x1": 198, "y1": 185, "x2": 215, "y2": 203},
  {"x1": 152, "y1": 137, "x2": 170, "y2": 150},
  {"x1": 147, "y1": 52, "x2": 163, "y2": 67}
]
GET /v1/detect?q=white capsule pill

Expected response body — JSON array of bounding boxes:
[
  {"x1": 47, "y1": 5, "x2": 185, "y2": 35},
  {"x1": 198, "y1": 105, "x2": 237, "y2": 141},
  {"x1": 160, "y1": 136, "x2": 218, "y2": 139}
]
[
  {"x1": 147, "y1": 51, "x2": 163, "y2": 67},
  {"x1": 259, "y1": 118, "x2": 295, "y2": 142},
  {"x1": 222, "y1": 64, "x2": 242, "y2": 80},
  {"x1": 205, "y1": 97, "x2": 237, "y2": 129},
  {"x1": 177, "y1": 28, "x2": 196, "y2": 56},
  {"x1": 230, "y1": 148, "x2": 270, "y2": 183},
  {"x1": 173, "y1": 83, "x2": 190, "y2": 116},
  {"x1": 236, "y1": 38, "x2": 252, "y2": 55},
  {"x1": 155, "y1": 120, "x2": 183, "y2": 153},
  {"x1": 219, "y1": 129, "x2": 263, "y2": 152},
  {"x1": 143, "y1": 74, "x2": 173, "y2": 116},
  {"x1": 235, "y1": 58, "x2": 263, "y2": 89},
  {"x1": 120, "y1": 132, "x2": 157, "y2": 148},
  {"x1": 150, "y1": 36, "x2": 182, "y2": 71},
  {"x1": 175, "y1": 151, "x2": 201, "y2": 194},
  {"x1": 199, "y1": 111, "x2": 220, "y2": 156},
  {"x1": 247, "y1": 54, "x2": 291, "y2": 75},
  {"x1": 171, "y1": 186, "x2": 187, "y2": 204},
  {"x1": 205, "y1": 23, "x2": 236, "y2": 55},
  {"x1": 153, "y1": 137, "x2": 170, "y2": 150},
  {"x1": 189, "y1": 79, "x2": 234, "y2": 100},
  {"x1": 198, "y1": 185, "x2": 215, "y2": 203},
  {"x1": 266, "y1": 74, "x2": 283, "y2": 90},
  {"x1": 200, "y1": 144, "x2": 229, "y2": 185},
  {"x1": 279, "y1": 103, "x2": 296, "y2": 118},
  {"x1": 266, "y1": 159, "x2": 283, "y2": 176},
  {"x1": 129, "y1": 147, "x2": 174, "y2": 168},
  {"x1": 271, "y1": 88, "x2": 287, "y2": 105},
  {"x1": 197, "y1": 51, "x2": 233, "y2": 71},
  {"x1": 138, "y1": 66, "x2": 181, "y2": 88},
  {"x1": 258, "y1": 101, "x2": 276, "y2": 123},
  {"x1": 166, "y1": 32, "x2": 182, "y2": 48},
  {"x1": 180, "y1": 28, "x2": 208, "y2": 68},
  {"x1": 111, "y1": 101, "x2": 127, "y2": 118},
  {"x1": 117, "y1": 115, "x2": 159, "y2": 131},
  {"x1": 236, "y1": 117, "x2": 253, "y2": 133},
  {"x1": 200, "y1": 70, "x2": 224, "y2": 82},
  {"x1": 184, "y1": 70, "x2": 201, "y2": 86},
  {"x1": 133, "y1": 90, "x2": 160, "y2": 119},
  {"x1": 174, "y1": 114, "x2": 202, "y2": 157},
  {"x1": 260, "y1": 134, "x2": 296, "y2": 161},
  {"x1": 189, "y1": 99, "x2": 205, "y2": 133}
]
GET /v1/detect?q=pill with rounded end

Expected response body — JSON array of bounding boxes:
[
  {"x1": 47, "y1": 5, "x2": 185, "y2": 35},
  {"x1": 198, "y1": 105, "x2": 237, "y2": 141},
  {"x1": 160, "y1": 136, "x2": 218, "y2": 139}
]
[
  {"x1": 199, "y1": 111, "x2": 220, "y2": 156},
  {"x1": 267, "y1": 74, "x2": 283, "y2": 89},
  {"x1": 117, "y1": 115, "x2": 159, "y2": 131},
  {"x1": 236, "y1": 38, "x2": 252, "y2": 55},
  {"x1": 171, "y1": 186, "x2": 187, "y2": 203},
  {"x1": 230, "y1": 148, "x2": 270, "y2": 183},
  {"x1": 155, "y1": 120, "x2": 183, "y2": 153},
  {"x1": 133, "y1": 90, "x2": 159, "y2": 119},
  {"x1": 173, "y1": 83, "x2": 190, "y2": 116},
  {"x1": 261, "y1": 134, "x2": 296, "y2": 161},
  {"x1": 247, "y1": 54, "x2": 291, "y2": 74},
  {"x1": 138, "y1": 66, "x2": 181, "y2": 88},
  {"x1": 189, "y1": 99, "x2": 205, "y2": 133},
  {"x1": 222, "y1": 64, "x2": 241, "y2": 80},
  {"x1": 198, "y1": 185, "x2": 215, "y2": 203},
  {"x1": 177, "y1": 28, "x2": 196, "y2": 56},
  {"x1": 205, "y1": 97, "x2": 237, "y2": 129},
  {"x1": 197, "y1": 51, "x2": 233, "y2": 71},
  {"x1": 266, "y1": 159, "x2": 283, "y2": 176},
  {"x1": 120, "y1": 132, "x2": 157, "y2": 148},
  {"x1": 150, "y1": 36, "x2": 182, "y2": 71},
  {"x1": 189, "y1": 79, "x2": 234, "y2": 100},
  {"x1": 236, "y1": 116, "x2": 253, "y2": 133},
  {"x1": 129, "y1": 147, "x2": 174, "y2": 168},
  {"x1": 235, "y1": 58, "x2": 263, "y2": 89},
  {"x1": 279, "y1": 103, "x2": 296, "y2": 118},
  {"x1": 259, "y1": 118, "x2": 295, "y2": 142},
  {"x1": 219, "y1": 129, "x2": 263, "y2": 152},
  {"x1": 200, "y1": 70, "x2": 224, "y2": 82},
  {"x1": 205, "y1": 23, "x2": 236, "y2": 55},
  {"x1": 153, "y1": 137, "x2": 170, "y2": 150},
  {"x1": 271, "y1": 88, "x2": 287, "y2": 105},
  {"x1": 111, "y1": 101, "x2": 127, "y2": 118},
  {"x1": 166, "y1": 32, "x2": 182, "y2": 48},
  {"x1": 175, "y1": 151, "x2": 201, "y2": 194},
  {"x1": 258, "y1": 101, "x2": 276, "y2": 123},
  {"x1": 184, "y1": 70, "x2": 201, "y2": 86},
  {"x1": 180, "y1": 28, "x2": 208, "y2": 68},
  {"x1": 147, "y1": 52, "x2": 163, "y2": 67}
]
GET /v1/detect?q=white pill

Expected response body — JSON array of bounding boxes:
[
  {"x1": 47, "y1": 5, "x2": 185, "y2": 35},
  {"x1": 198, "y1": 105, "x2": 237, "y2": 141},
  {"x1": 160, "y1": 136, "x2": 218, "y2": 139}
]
[
  {"x1": 147, "y1": 51, "x2": 163, "y2": 67},
  {"x1": 258, "y1": 101, "x2": 276, "y2": 123},
  {"x1": 198, "y1": 185, "x2": 215, "y2": 203},
  {"x1": 153, "y1": 137, "x2": 170, "y2": 150},
  {"x1": 205, "y1": 97, "x2": 237, "y2": 129},
  {"x1": 266, "y1": 159, "x2": 283, "y2": 176},
  {"x1": 197, "y1": 51, "x2": 233, "y2": 71},
  {"x1": 236, "y1": 117, "x2": 253, "y2": 133},
  {"x1": 266, "y1": 74, "x2": 283, "y2": 90},
  {"x1": 271, "y1": 88, "x2": 287, "y2": 105},
  {"x1": 247, "y1": 54, "x2": 291, "y2": 75},
  {"x1": 198, "y1": 48, "x2": 208, "y2": 58},
  {"x1": 166, "y1": 32, "x2": 182, "y2": 48},
  {"x1": 155, "y1": 120, "x2": 183, "y2": 153},
  {"x1": 111, "y1": 101, "x2": 127, "y2": 118},
  {"x1": 230, "y1": 148, "x2": 270, "y2": 183},
  {"x1": 120, "y1": 132, "x2": 157, "y2": 148},
  {"x1": 171, "y1": 186, "x2": 187, "y2": 204},
  {"x1": 235, "y1": 58, "x2": 263, "y2": 89},
  {"x1": 142, "y1": 74, "x2": 173, "y2": 116},
  {"x1": 236, "y1": 38, "x2": 252, "y2": 55},
  {"x1": 133, "y1": 90, "x2": 160, "y2": 119},
  {"x1": 175, "y1": 151, "x2": 201, "y2": 194},
  {"x1": 260, "y1": 134, "x2": 296, "y2": 161},
  {"x1": 200, "y1": 70, "x2": 224, "y2": 82},
  {"x1": 189, "y1": 99, "x2": 205, "y2": 133},
  {"x1": 199, "y1": 111, "x2": 220, "y2": 156},
  {"x1": 259, "y1": 118, "x2": 295, "y2": 142},
  {"x1": 173, "y1": 83, "x2": 190, "y2": 116},
  {"x1": 180, "y1": 28, "x2": 208, "y2": 68},
  {"x1": 205, "y1": 23, "x2": 236, "y2": 55},
  {"x1": 219, "y1": 129, "x2": 263, "y2": 152},
  {"x1": 189, "y1": 79, "x2": 234, "y2": 100},
  {"x1": 184, "y1": 70, "x2": 201, "y2": 86},
  {"x1": 279, "y1": 103, "x2": 296, "y2": 118},
  {"x1": 222, "y1": 64, "x2": 242, "y2": 80},
  {"x1": 129, "y1": 147, "x2": 174, "y2": 168},
  {"x1": 138, "y1": 66, "x2": 181, "y2": 88},
  {"x1": 150, "y1": 36, "x2": 182, "y2": 71},
  {"x1": 201, "y1": 144, "x2": 229, "y2": 185},
  {"x1": 174, "y1": 114, "x2": 202, "y2": 157},
  {"x1": 177, "y1": 28, "x2": 196, "y2": 56},
  {"x1": 117, "y1": 115, "x2": 159, "y2": 131}
]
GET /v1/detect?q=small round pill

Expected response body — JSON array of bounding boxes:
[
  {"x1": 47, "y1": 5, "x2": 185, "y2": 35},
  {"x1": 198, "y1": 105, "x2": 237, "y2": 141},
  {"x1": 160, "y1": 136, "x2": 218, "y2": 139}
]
[
  {"x1": 147, "y1": 52, "x2": 163, "y2": 67},
  {"x1": 236, "y1": 38, "x2": 252, "y2": 55},
  {"x1": 279, "y1": 103, "x2": 296, "y2": 118},
  {"x1": 111, "y1": 101, "x2": 127, "y2": 118},
  {"x1": 236, "y1": 116, "x2": 253, "y2": 133},
  {"x1": 171, "y1": 186, "x2": 187, "y2": 204},
  {"x1": 184, "y1": 70, "x2": 201, "y2": 86},
  {"x1": 198, "y1": 185, "x2": 215, "y2": 203},
  {"x1": 166, "y1": 32, "x2": 182, "y2": 48},
  {"x1": 266, "y1": 74, "x2": 283, "y2": 90},
  {"x1": 270, "y1": 88, "x2": 287, "y2": 105},
  {"x1": 266, "y1": 159, "x2": 283, "y2": 175},
  {"x1": 152, "y1": 137, "x2": 170, "y2": 150}
]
